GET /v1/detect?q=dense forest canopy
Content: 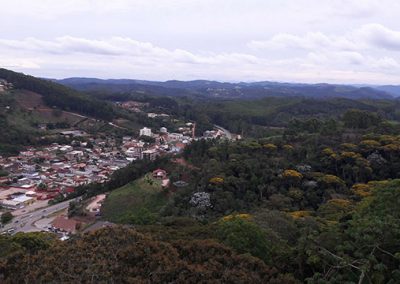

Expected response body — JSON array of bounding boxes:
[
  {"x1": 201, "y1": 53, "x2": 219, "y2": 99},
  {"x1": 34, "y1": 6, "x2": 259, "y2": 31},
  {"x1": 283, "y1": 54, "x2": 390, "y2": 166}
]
[{"x1": 0, "y1": 227, "x2": 297, "y2": 283}]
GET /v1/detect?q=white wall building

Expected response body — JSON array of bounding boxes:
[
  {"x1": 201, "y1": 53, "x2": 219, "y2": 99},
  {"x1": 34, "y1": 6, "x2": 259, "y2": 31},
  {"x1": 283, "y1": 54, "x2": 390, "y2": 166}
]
[{"x1": 139, "y1": 127, "x2": 152, "y2": 137}]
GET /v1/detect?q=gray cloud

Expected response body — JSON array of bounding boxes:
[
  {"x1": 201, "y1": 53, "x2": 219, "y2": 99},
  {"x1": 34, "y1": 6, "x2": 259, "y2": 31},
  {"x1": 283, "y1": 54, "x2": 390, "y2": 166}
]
[{"x1": 359, "y1": 24, "x2": 400, "y2": 50}]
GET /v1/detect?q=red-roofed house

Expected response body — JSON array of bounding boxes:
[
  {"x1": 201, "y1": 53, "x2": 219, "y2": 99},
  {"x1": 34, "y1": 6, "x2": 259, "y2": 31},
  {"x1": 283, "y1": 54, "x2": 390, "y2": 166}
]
[
  {"x1": 51, "y1": 216, "x2": 79, "y2": 234},
  {"x1": 153, "y1": 169, "x2": 167, "y2": 179}
]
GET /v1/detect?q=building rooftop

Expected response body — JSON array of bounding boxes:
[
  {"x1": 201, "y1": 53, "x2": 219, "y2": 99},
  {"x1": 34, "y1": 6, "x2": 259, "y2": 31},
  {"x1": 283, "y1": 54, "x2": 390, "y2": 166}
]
[{"x1": 51, "y1": 216, "x2": 79, "y2": 233}]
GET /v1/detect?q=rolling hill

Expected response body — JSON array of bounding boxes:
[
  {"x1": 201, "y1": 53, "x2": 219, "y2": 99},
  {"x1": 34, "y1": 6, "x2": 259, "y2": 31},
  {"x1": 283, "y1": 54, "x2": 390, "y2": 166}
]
[
  {"x1": 56, "y1": 77, "x2": 393, "y2": 100},
  {"x1": 0, "y1": 68, "x2": 136, "y2": 154},
  {"x1": 372, "y1": 85, "x2": 400, "y2": 97}
]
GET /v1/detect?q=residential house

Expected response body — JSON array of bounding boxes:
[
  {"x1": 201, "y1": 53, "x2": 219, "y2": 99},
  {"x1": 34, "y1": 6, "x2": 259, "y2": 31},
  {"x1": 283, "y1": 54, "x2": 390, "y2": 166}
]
[
  {"x1": 51, "y1": 216, "x2": 80, "y2": 234},
  {"x1": 153, "y1": 169, "x2": 167, "y2": 179}
]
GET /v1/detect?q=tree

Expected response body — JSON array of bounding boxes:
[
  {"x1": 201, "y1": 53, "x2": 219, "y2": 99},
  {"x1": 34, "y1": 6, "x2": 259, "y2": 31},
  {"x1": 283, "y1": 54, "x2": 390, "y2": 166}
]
[
  {"x1": 216, "y1": 217, "x2": 272, "y2": 264},
  {"x1": 342, "y1": 109, "x2": 381, "y2": 129},
  {"x1": 1, "y1": 212, "x2": 13, "y2": 224},
  {"x1": 37, "y1": 182, "x2": 47, "y2": 191},
  {"x1": 313, "y1": 179, "x2": 400, "y2": 283},
  {"x1": 282, "y1": 170, "x2": 303, "y2": 187}
]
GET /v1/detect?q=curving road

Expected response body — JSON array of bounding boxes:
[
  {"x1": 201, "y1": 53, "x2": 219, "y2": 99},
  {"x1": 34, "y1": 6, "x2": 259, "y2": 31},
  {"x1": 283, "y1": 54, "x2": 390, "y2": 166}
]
[{"x1": 1, "y1": 198, "x2": 77, "y2": 235}]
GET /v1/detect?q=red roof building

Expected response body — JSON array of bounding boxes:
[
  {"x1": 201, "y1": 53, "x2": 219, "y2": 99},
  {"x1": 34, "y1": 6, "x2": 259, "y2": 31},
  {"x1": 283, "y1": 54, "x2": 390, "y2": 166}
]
[
  {"x1": 51, "y1": 216, "x2": 79, "y2": 234},
  {"x1": 152, "y1": 169, "x2": 167, "y2": 179}
]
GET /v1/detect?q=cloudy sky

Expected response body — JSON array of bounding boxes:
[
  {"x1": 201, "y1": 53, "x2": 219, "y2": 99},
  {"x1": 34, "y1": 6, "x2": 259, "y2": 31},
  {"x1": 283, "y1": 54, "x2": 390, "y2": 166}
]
[{"x1": 1, "y1": 0, "x2": 400, "y2": 84}]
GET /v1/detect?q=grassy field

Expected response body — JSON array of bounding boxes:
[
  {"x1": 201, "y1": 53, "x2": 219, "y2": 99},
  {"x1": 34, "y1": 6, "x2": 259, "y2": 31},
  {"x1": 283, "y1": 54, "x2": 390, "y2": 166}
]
[{"x1": 101, "y1": 174, "x2": 169, "y2": 224}]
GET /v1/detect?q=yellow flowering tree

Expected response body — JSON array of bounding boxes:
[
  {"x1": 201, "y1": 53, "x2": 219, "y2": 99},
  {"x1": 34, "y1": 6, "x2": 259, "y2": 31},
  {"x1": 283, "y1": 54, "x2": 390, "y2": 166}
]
[
  {"x1": 289, "y1": 210, "x2": 311, "y2": 219},
  {"x1": 283, "y1": 144, "x2": 294, "y2": 152},
  {"x1": 339, "y1": 143, "x2": 358, "y2": 151},
  {"x1": 221, "y1": 213, "x2": 252, "y2": 222},
  {"x1": 359, "y1": 139, "x2": 381, "y2": 153},
  {"x1": 321, "y1": 174, "x2": 345, "y2": 186},
  {"x1": 263, "y1": 143, "x2": 278, "y2": 152},
  {"x1": 351, "y1": 183, "x2": 372, "y2": 197},
  {"x1": 282, "y1": 169, "x2": 303, "y2": 187},
  {"x1": 209, "y1": 176, "x2": 224, "y2": 185}
]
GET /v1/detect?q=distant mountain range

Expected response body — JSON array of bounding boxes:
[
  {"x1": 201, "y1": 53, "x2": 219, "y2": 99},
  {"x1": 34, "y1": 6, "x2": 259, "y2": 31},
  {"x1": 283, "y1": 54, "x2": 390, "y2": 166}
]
[
  {"x1": 371, "y1": 85, "x2": 400, "y2": 97},
  {"x1": 56, "y1": 77, "x2": 399, "y2": 100}
]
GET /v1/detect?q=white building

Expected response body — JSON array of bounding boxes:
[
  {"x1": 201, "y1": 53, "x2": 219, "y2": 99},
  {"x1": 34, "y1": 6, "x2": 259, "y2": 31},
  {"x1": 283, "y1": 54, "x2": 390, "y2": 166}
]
[{"x1": 139, "y1": 127, "x2": 152, "y2": 137}]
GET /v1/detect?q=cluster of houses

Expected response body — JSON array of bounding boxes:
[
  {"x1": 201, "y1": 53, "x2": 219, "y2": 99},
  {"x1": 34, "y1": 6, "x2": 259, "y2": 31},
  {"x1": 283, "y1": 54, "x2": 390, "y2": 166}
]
[
  {"x1": 0, "y1": 123, "x2": 198, "y2": 212},
  {"x1": 114, "y1": 100, "x2": 170, "y2": 119},
  {"x1": 0, "y1": 137, "x2": 130, "y2": 210},
  {"x1": 116, "y1": 101, "x2": 149, "y2": 113},
  {"x1": 124, "y1": 124, "x2": 195, "y2": 161}
]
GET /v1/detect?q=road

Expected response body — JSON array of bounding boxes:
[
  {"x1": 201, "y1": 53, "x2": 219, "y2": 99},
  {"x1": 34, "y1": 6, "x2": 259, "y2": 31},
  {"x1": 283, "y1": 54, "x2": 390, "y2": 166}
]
[
  {"x1": 214, "y1": 125, "x2": 233, "y2": 140},
  {"x1": 1, "y1": 198, "x2": 77, "y2": 235}
]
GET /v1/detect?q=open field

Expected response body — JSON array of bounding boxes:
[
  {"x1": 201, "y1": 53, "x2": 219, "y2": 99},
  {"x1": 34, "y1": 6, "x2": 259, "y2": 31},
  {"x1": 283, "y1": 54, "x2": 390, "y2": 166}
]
[
  {"x1": 101, "y1": 174, "x2": 169, "y2": 224},
  {"x1": 14, "y1": 90, "x2": 89, "y2": 125}
]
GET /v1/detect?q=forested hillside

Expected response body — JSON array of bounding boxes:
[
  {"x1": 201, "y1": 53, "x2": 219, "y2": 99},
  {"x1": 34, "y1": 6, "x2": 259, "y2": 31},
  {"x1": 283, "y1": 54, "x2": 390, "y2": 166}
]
[
  {"x1": 55, "y1": 78, "x2": 400, "y2": 138},
  {"x1": 0, "y1": 69, "x2": 159, "y2": 154},
  {"x1": 0, "y1": 227, "x2": 297, "y2": 283},
  {"x1": 0, "y1": 69, "x2": 115, "y2": 120},
  {"x1": 58, "y1": 77, "x2": 393, "y2": 100}
]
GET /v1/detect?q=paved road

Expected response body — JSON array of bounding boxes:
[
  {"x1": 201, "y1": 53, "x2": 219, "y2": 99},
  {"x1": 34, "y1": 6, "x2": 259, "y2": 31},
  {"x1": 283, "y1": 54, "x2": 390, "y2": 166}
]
[{"x1": 1, "y1": 198, "x2": 77, "y2": 235}]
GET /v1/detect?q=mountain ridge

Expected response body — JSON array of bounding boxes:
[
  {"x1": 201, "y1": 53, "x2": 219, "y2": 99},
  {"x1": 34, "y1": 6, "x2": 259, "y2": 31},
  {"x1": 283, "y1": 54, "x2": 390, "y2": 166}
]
[{"x1": 56, "y1": 77, "x2": 394, "y2": 100}]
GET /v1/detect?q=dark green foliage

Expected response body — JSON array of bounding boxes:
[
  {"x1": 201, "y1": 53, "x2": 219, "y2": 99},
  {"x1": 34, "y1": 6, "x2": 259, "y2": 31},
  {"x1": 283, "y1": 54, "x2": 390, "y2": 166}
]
[
  {"x1": 342, "y1": 109, "x2": 382, "y2": 129},
  {"x1": 0, "y1": 226, "x2": 298, "y2": 283},
  {"x1": 121, "y1": 207, "x2": 157, "y2": 225},
  {"x1": 0, "y1": 232, "x2": 54, "y2": 259},
  {"x1": 216, "y1": 218, "x2": 273, "y2": 264},
  {"x1": 306, "y1": 180, "x2": 400, "y2": 283},
  {"x1": 1, "y1": 212, "x2": 13, "y2": 224},
  {"x1": 67, "y1": 200, "x2": 86, "y2": 217},
  {"x1": 101, "y1": 176, "x2": 168, "y2": 224},
  {"x1": 0, "y1": 168, "x2": 8, "y2": 177}
]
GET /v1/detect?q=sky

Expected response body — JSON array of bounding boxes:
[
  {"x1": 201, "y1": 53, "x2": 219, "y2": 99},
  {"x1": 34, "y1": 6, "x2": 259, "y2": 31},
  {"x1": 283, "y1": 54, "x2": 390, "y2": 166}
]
[{"x1": 1, "y1": 0, "x2": 400, "y2": 84}]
